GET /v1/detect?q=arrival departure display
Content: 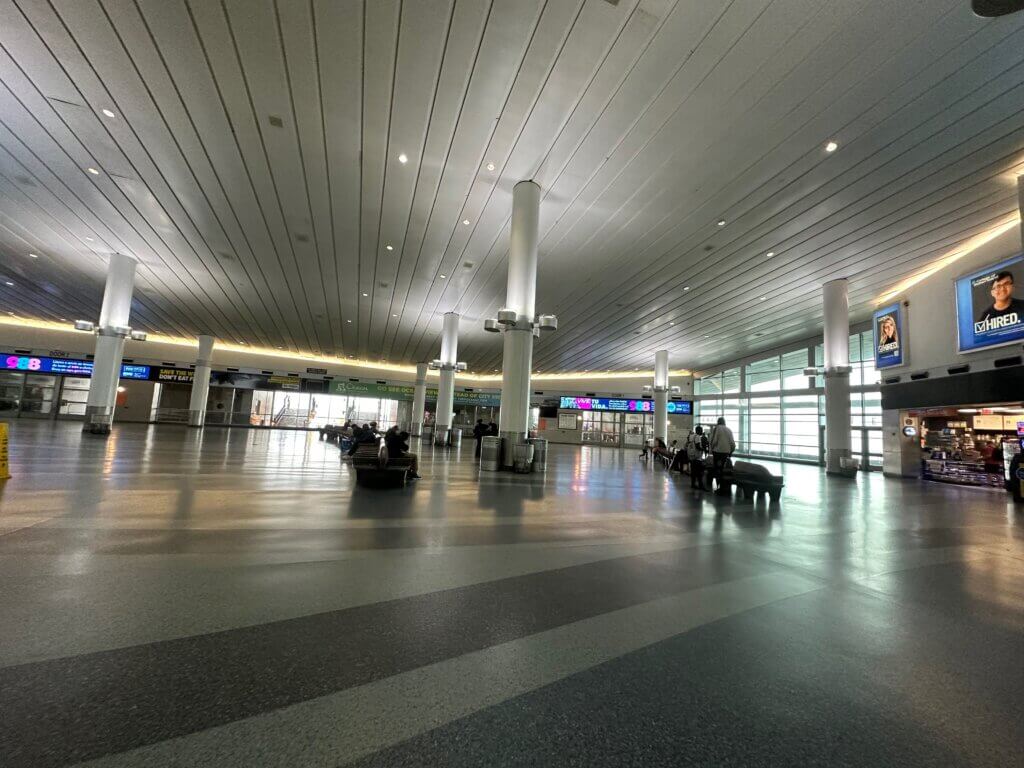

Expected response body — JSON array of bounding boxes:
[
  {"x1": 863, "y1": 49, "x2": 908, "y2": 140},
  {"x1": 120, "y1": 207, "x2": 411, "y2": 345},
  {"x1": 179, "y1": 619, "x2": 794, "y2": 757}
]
[
  {"x1": 559, "y1": 396, "x2": 692, "y2": 415},
  {"x1": 2, "y1": 355, "x2": 150, "y2": 380}
]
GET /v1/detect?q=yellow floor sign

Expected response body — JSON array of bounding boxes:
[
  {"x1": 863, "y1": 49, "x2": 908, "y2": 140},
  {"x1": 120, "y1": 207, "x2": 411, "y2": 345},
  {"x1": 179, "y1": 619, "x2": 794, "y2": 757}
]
[{"x1": 0, "y1": 422, "x2": 9, "y2": 480}]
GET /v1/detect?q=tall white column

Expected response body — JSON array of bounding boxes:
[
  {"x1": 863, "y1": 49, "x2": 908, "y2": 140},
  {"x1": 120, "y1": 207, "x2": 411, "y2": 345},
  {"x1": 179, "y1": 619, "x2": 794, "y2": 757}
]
[
  {"x1": 823, "y1": 278, "x2": 852, "y2": 474},
  {"x1": 411, "y1": 363, "x2": 428, "y2": 436},
  {"x1": 498, "y1": 180, "x2": 541, "y2": 466},
  {"x1": 187, "y1": 335, "x2": 215, "y2": 427},
  {"x1": 435, "y1": 312, "x2": 459, "y2": 445},
  {"x1": 653, "y1": 349, "x2": 669, "y2": 443},
  {"x1": 84, "y1": 253, "x2": 137, "y2": 435}
]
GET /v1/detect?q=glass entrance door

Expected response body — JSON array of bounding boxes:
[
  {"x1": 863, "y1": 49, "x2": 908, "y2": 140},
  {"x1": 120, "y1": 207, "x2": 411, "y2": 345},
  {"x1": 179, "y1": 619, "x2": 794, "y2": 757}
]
[
  {"x1": 582, "y1": 412, "x2": 621, "y2": 446},
  {"x1": 0, "y1": 371, "x2": 23, "y2": 416},
  {"x1": 20, "y1": 374, "x2": 58, "y2": 418},
  {"x1": 57, "y1": 377, "x2": 91, "y2": 420},
  {"x1": 623, "y1": 413, "x2": 653, "y2": 448}
]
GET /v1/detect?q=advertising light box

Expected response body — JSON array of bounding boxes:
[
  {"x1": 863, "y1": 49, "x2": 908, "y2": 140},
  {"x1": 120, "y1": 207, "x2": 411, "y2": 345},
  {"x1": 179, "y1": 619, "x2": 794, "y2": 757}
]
[
  {"x1": 872, "y1": 302, "x2": 905, "y2": 369},
  {"x1": 955, "y1": 253, "x2": 1024, "y2": 353},
  {"x1": 559, "y1": 396, "x2": 692, "y2": 415},
  {"x1": 3, "y1": 355, "x2": 151, "y2": 380}
]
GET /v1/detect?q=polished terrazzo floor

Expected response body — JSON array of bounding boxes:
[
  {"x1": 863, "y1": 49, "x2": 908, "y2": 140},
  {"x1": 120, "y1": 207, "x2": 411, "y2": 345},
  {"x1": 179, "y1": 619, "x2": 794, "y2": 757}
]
[{"x1": 0, "y1": 421, "x2": 1022, "y2": 767}]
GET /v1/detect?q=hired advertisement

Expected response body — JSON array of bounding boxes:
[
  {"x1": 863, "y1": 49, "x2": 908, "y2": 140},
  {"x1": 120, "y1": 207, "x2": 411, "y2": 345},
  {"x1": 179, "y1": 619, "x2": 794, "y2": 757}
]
[
  {"x1": 956, "y1": 253, "x2": 1024, "y2": 353},
  {"x1": 872, "y1": 302, "x2": 905, "y2": 369}
]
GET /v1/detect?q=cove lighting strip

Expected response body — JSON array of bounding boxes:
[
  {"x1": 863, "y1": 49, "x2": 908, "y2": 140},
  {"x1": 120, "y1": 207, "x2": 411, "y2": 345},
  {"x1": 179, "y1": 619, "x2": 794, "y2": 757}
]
[{"x1": 0, "y1": 316, "x2": 690, "y2": 382}]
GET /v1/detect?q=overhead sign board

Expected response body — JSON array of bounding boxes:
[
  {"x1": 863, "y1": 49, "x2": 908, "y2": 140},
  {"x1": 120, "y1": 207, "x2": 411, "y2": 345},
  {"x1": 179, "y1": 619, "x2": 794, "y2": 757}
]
[
  {"x1": 559, "y1": 396, "x2": 693, "y2": 415},
  {"x1": 3, "y1": 355, "x2": 150, "y2": 381}
]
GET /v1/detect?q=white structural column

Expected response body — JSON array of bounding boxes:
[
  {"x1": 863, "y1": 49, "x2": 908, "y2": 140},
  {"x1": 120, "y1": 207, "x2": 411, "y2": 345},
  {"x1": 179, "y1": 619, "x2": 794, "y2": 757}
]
[
  {"x1": 411, "y1": 363, "x2": 428, "y2": 436},
  {"x1": 434, "y1": 313, "x2": 460, "y2": 445},
  {"x1": 187, "y1": 335, "x2": 215, "y2": 427},
  {"x1": 653, "y1": 350, "x2": 669, "y2": 443},
  {"x1": 823, "y1": 278, "x2": 852, "y2": 474},
  {"x1": 84, "y1": 253, "x2": 137, "y2": 434},
  {"x1": 498, "y1": 181, "x2": 541, "y2": 466}
]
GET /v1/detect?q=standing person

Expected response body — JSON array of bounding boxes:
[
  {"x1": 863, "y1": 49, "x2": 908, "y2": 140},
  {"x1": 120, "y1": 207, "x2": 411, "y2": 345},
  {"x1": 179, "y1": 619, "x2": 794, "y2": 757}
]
[
  {"x1": 487, "y1": 420, "x2": 499, "y2": 437},
  {"x1": 385, "y1": 429, "x2": 421, "y2": 479},
  {"x1": 473, "y1": 419, "x2": 487, "y2": 458},
  {"x1": 688, "y1": 426, "x2": 709, "y2": 489},
  {"x1": 709, "y1": 417, "x2": 736, "y2": 491}
]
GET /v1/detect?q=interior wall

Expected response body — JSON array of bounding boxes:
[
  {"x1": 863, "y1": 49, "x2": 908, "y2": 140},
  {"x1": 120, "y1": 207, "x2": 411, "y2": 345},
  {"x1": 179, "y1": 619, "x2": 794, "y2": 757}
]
[{"x1": 112, "y1": 380, "x2": 155, "y2": 423}]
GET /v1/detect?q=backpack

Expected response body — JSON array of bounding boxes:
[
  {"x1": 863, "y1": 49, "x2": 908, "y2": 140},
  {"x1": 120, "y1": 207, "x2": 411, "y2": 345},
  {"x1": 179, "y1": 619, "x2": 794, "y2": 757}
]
[{"x1": 686, "y1": 434, "x2": 702, "y2": 461}]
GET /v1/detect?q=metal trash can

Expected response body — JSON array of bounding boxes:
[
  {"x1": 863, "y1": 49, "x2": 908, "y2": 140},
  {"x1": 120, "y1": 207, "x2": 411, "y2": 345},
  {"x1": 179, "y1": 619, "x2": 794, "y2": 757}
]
[
  {"x1": 449, "y1": 429, "x2": 463, "y2": 449},
  {"x1": 513, "y1": 442, "x2": 535, "y2": 474},
  {"x1": 434, "y1": 427, "x2": 449, "y2": 446},
  {"x1": 421, "y1": 424, "x2": 434, "y2": 443},
  {"x1": 528, "y1": 438, "x2": 548, "y2": 472},
  {"x1": 480, "y1": 435, "x2": 501, "y2": 471}
]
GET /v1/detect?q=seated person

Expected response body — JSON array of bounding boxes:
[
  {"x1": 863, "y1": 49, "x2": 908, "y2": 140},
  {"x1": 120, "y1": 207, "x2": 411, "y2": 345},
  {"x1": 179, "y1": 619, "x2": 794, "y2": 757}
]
[
  {"x1": 653, "y1": 438, "x2": 671, "y2": 458},
  {"x1": 385, "y1": 429, "x2": 421, "y2": 479}
]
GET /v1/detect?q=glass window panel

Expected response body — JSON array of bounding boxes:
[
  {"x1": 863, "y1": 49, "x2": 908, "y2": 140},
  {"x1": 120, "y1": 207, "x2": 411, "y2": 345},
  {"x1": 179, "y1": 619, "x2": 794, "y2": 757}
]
[
  {"x1": 781, "y1": 349, "x2": 809, "y2": 390},
  {"x1": 745, "y1": 356, "x2": 780, "y2": 392},
  {"x1": 698, "y1": 374, "x2": 722, "y2": 396},
  {"x1": 722, "y1": 368, "x2": 741, "y2": 394},
  {"x1": 747, "y1": 396, "x2": 781, "y2": 457}
]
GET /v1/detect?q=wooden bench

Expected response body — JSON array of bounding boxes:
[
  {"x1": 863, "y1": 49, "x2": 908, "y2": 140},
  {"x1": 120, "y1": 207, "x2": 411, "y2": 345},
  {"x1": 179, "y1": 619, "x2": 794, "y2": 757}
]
[
  {"x1": 351, "y1": 441, "x2": 413, "y2": 488},
  {"x1": 727, "y1": 460, "x2": 784, "y2": 502}
]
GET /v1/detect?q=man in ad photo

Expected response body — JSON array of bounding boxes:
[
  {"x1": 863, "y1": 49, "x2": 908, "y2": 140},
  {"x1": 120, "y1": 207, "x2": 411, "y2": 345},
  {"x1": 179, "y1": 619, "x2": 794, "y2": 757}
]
[{"x1": 976, "y1": 269, "x2": 1024, "y2": 325}]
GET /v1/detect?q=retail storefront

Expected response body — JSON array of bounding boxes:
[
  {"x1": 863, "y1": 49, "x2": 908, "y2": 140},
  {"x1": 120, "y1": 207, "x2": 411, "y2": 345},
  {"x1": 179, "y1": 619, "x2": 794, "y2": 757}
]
[{"x1": 908, "y1": 407, "x2": 1023, "y2": 490}]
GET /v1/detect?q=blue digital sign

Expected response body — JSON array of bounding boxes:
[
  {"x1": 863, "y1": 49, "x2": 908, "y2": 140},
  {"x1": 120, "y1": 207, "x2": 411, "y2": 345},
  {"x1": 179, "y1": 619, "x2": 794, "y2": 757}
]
[
  {"x1": 3, "y1": 355, "x2": 151, "y2": 380},
  {"x1": 872, "y1": 302, "x2": 904, "y2": 369},
  {"x1": 955, "y1": 253, "x2": 1024, "y2": 353},
  {"x1": 560, "y1": 396, "x2": 692, "y2": 415}
]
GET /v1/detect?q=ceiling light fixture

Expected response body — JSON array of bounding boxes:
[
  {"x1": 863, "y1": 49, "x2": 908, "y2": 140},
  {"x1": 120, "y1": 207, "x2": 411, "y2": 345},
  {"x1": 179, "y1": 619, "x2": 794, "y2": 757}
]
[
  {"x1": 29, "y1": 253, "x2": 38, "y2": 258},
  {"x1": 87, "y1": 167, "x2": 100, "y2": 175},
  {"x1": 825, "y1": 140, "x2": 838, "y2": 153},
  {"x1": 439, "y1": 274, "x2": 446, "y2": 279},
  {"x1": 669, "y1": 322, "x2": 675, "y2": 326},
  {"x1": 101, "y1": 108, "x2": 116, "y2": 118},
  {"x1": 759, "y1": 296, "x2": 766, "y2": 301},
  {"x1": 385, "y1": 244, "x2": 393, "y2": 251},
  {"x1": 398, "y1": 153, "x2": 408, "y2": 164},
  {"x1": 84, "y1": 236, "x2": 94, "y2": 241},
  {"x1": 347, "y1": 319, "x2": 352, "y2": 323},
  {"x1": 392, "y1": 313, "x2": 397, "y2": 317},
  {"x1": 683, "y1": 286, "x2": 690, "y2": 291},
  {"x1": 362, "y1": 292, "x2": 368, "y2": 297},
  {"x1": 717, "y1": 219, "x2": 726, "y2": 227},
  {"x1": 486, "y1": 162, "x2": 495, "y2": 171},
  {"x1": 4, "y1": 281, "x2": 13, "y2": 286},
  {"x1": 462, "y1": 219, "x2": 470, "y2": 226},
  {"x1": 765, "y1": 251, "x2": 775, "y2": 258}
]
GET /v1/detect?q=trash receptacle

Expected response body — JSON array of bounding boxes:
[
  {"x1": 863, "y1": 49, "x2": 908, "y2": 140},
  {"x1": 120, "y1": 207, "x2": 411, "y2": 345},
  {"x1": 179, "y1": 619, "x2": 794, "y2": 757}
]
[
  {"x1": 421, "y1": 424, "x2": 434, "y2": 443},
  {"x1": 434, "y1": 427, "x2": 449, "y2": 446},
  {"x1": 449, "y1": 429, "x2": 463, "y2": 449},
  {"x1": 513, "y1": 442, "x2": 535, "y2": 474},
  {"x1": 528, "y1": 438, "x2": 548, "y2": 471},
  {"x1": 480, "y1": 436, "x2": 501, "y2": 471}
]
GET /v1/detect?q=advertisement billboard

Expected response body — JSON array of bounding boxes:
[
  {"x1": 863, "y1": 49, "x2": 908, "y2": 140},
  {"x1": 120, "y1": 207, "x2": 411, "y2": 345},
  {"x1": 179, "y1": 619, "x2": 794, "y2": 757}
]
[
  {"x1": 955, "y1": 253, "x2": 1024, "y2": 353},
  {"x1": 872, "y1": 302, "x2": 905, "y2": 369},
  {"x1": 3, "y1": 355, "x2": 150, "y2": 380},
  {"x1": 559, "y1": 396, "x2": 692, "y2": 415}
]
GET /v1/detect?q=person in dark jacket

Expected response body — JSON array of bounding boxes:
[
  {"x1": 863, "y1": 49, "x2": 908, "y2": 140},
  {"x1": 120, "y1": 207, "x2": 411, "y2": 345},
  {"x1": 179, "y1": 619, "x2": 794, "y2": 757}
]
[
  {"x1": 473, "y1": 419, "x2": 487, "y2": 457},
  {"x1": 385, "y1": 429, "x2": 420, "y2": 478},
  {"x1": 487, "y1": 420, "x2": 499, "y2": 436}
]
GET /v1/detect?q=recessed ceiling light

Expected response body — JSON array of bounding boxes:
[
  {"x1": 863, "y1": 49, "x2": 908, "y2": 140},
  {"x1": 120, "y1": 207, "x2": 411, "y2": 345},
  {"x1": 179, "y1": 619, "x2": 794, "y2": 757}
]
[
  {"x1": 5, "y1": 281, "x2": 13, "y2": 286},
  {"x1": 759, "y1": 296, "x2": 766, "y2": 301},
  {"x1": 87, "y1": 167, "x2": 100, "y2": 175},
  {"x1": 347, "y1": 319, "x2": 352, "y2": 323},
  {"x1": 276, "y1": 345, "x2": 283, "y2": 349},
  {"x1": 717, "y1": 219, "x2": 726, "y2": 227},
  {"x1": 59, "y1": 317, "x2": 67, "y2": 321},
  {"x1": 101, "y1": 108, "x2": 116, "y2": 118},
  {"x1": 385, "y1": 244, "x2": 393, "y2": 251},
  {"x1": 683, "y1": 286, "x2": 690, "y2": 291},
  {"x1": 398, "y1": 153, "x2": 408, "y2": 164},
  {"x1": 84, "y1": 236, "x2": 94, "y2": 241},
  {"x1": 439, "y1": 274, "x2": 446, "y2": 279},
  {"x1": 28, "y1": 253, "x2": 38, "y2": 258},
  {"x1": 462, "y1": 219, "x2": 470, "y2": 226},
  {"x1": 765, "y1": 251, "x2": 775, "y2": 258},
  {"x1": 7, "y1": 312, "x2": 14, "y2": 316},
  {"x1": 392, "y1": 313, "x2": 397, "y2": 317},
  {"x1": 486, "y1": 162, "x2": 495, "y2": 171},
  {"x1": 362, "y1": 292, "x2": 368, "y2": 297},
  {"x1": 825, "y1": 140, "x2": 838, "y2": 153},
  {"x1": 669, "y1": 322, "x2": 675, "y2": 326}
]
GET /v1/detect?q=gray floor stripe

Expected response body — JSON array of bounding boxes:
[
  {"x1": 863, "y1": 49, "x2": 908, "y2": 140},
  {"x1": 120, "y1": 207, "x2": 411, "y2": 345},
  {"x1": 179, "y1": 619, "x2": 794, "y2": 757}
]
[{"x1": 75, "y1": 571, "x2": 824, "y2": 768}]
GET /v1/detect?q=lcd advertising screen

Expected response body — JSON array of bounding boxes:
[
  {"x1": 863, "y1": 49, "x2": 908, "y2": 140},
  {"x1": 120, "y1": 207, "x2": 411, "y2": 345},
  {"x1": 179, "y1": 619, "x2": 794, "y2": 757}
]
[
  {"x1": 955, "y1": 253, "x2": 1024, "y2": 353},
  {"x1": 872, "y1": 302, "x2": 904, "y2": 369},
  {"x1": 559, "y1": 396, "x2": 692, "y2": 414},
  {"x1": 3, "y1": 355, "x2": 150, "y2": 380}
]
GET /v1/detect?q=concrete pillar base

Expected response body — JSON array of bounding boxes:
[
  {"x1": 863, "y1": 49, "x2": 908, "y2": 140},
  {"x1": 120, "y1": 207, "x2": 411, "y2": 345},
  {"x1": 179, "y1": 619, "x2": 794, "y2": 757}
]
[
  {"x1": 499, "y1": 431, "x2": 526, "y2": 468},
  {"x1": 187, "y1": 410, "x2": 206, "y2": 428}
]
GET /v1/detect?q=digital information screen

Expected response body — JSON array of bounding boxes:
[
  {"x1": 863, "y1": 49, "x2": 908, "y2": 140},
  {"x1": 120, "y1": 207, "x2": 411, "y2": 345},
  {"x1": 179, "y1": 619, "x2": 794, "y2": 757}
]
[
  {"x1": 559, "y1": 396, "x2": 692, "y2": 415},
  {"x1": 3, "y1": 355, "x2": 150, "y2": 380},
  {"x1": 872, "y1": 302, "x2": 905, "y2": 369}
]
